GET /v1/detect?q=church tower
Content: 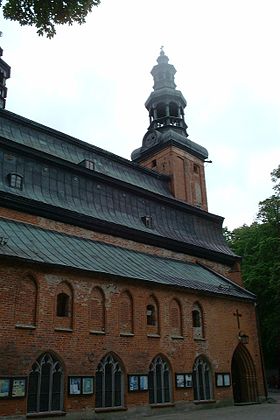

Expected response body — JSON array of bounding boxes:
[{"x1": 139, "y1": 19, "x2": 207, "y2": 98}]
[{"x1": 131, "y1": 48, "x2": 209, "y2": 211}]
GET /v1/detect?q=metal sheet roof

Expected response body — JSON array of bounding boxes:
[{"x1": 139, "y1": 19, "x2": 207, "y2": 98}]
[
  {"x1": 0, "y1": 110, "x2": 172, "y2": 197},
  {"x1": 0, "y1": 149, "x2": 236, "y2": 260},
  {"x1": 0, "y1": 218, "x2": 254, "y2": 301}
]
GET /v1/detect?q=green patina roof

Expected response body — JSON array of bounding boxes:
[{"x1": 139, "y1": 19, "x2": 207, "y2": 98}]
[{"x1": 0, "y1": 218, "x2": 254, "y2": 301}]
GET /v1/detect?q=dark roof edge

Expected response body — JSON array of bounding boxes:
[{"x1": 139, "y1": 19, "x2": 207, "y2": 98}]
[
  {"x1": 0, "y1": 194, "x2": 239, "y2": 266},
  {"x1": 132, "y1": 138, "x2": 207, "y2": 162},
  {"x1": 0, "y1": 108, "x2": 169, "y2": 182}
]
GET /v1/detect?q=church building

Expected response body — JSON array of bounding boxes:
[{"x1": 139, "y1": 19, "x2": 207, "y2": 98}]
[{"x1": 0, "y1": 48, "x2": 266, "y2": 418}]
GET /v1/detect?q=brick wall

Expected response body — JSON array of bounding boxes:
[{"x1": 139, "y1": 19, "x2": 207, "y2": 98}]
[{"x1": 0, "y1": 260, "x2": 265, "y2": 416}]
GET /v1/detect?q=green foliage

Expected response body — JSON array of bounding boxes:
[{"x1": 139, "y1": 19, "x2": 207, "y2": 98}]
[
  {"x1": 225, "y1": 165, "x2": 280, "y2": 369},
  {"x1": 0, "y1": 0, "x2": 100, "y2": 38}
]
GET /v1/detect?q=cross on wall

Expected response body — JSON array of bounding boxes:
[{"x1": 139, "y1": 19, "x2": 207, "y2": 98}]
[{"x1": 233, "y1": 309, "x2": 242, "y2": 329}]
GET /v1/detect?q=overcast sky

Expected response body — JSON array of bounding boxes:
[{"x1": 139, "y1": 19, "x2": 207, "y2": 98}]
[{"x1": 1, "y1": 0, "x2": 279, "y2": 229}]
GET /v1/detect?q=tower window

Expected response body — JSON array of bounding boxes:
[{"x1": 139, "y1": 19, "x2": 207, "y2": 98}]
[
  {"x1": 8, "y1": 173, "x2": 23, "y2": 190},
  {"x1": 151, "y1": 159, "x2": 157, "y2": 168}
]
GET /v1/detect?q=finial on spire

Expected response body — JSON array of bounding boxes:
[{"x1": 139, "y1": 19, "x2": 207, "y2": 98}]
[{"x1": 157, "y1": 46, "x2": 169, "y2": 64}]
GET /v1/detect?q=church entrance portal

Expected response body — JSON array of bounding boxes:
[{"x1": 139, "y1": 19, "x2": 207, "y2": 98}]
[{"x1": 231, "y1": 344, "x2": 258, "y2": 403}]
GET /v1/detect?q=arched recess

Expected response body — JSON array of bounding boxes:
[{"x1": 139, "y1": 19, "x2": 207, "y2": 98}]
[
  {"x1": 15, "y1": 275, "x2": 37, "y2": 326},
  {"x1": 192, "y1": 356, "x2": 213, "y2": 401},
  {"x1": 119, "y1": 290, "x2": 133, "y2": 334},
  {"x1": 146, "y1": 295, "x2": 159, "y2": 335},
  {"x1": 55, "y1": 281, "x2": 73, "y2": 330},
  {"x1": 169, "y1": 298, "x2": 182, "y2": 337},
  {"x1": 192, "y1": 302, "x2": 204, "y2": 339},
  {"x1": 148, "y1": 355, "x2": 172, "y2": 404},
  {"x1": 95, "y1": 353, "x2": 124, "y2": 408},
  {"x1": 89, "y1": 286, "x2": 105, "y2": 332},
  {"x1": 169, "y1": 101, "x2": 179, "y2": 117},
  {"x1": 27, "y1": 352, "x2": 64, "y2": 414},
  {"x1": 231, "y1": 343, "x2": 259, "y2": 403}
]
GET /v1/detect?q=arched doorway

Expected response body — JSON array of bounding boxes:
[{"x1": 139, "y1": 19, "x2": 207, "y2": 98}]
[
  {"x1": 148, "y1": 355, "x2": 172, "y2": 404},
  {"x1": 192, "y1": 356, "x2": 213, "y2": 401},
  {"x1": 27, "y1": 352, "x2": 64, "y2": 414},
  {"x1": 95, "y1": 354, "x2": 124, "y2": 408},
  {"x1": 231, "y1": 344, "x2": 258, "y2": 403}
]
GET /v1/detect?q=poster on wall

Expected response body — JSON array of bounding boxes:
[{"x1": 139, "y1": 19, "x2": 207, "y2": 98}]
[
  {"x1": 69, "y1": 377, "x2": 81, "y2": 395},
  {"x1": 82, "y1": 377, "x2": 94, "y2": 395},
  {"x1": 175, "y1": 373, "x2": 193, "y2": 388},
  {"x1": 12, "y1": 379, "x2": 26, "y2": 397},
  {"x1": 216, "y1": 373, "x2": 231, "y2": 387},
  {"x1": 129, "y1": 376, "x2": 139, "y2": 391},
  {"x1": 139, "y1": 375, "x2": 148, "y2": 391},
  {"x1": 128, "y1": 375, "x2": 148, "y2": 392},
  {"x1": 0, "y1": 379, "x2": 10, "y2": 398}
]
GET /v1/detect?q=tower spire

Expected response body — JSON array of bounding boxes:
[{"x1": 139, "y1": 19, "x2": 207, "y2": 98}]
[{"x1": 131, "y1": 50, "x2": 209, "y2": 211}]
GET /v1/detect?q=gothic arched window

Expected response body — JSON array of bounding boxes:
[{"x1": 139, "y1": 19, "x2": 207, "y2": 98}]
[
  {"x1": 27, "y1": 353, "x2": 63, "y2": 414},
  {"x1": 192, "y1": 303, "x2": 204, "y2": 339},
  {"x1": 56, "y1": 293, "x2": 69, "y2": 317},
  {"x1": 193, "y1": 357, "x2": 213, "y2": 401},
  {"x1": 55, "y1": 282, "x2": 73, "y2": 330},
  {"x1": 95, "y1": 354, "x2": 124, "y2": 408},
  {"x1": 148, "y1": 355, "x2": 171, "y2": 404},
  {"x1": 146, "y1": 296, "x2": 159, "y2": 335}
]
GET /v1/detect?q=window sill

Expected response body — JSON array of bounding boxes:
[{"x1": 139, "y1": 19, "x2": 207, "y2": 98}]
[
  {"x1": 171, "y1": 335, "x2": 184, "y2": 340},
  {"x1": 15, "y1": 324, "x2": 36, "y2": 330},
  {"x1": 54, "y1": 327, "x2": 73, "y2": 332},
  {"x1": 95, "y1": 406, "x2": 126, "y2": 413},
  {"x1": 194, "y1": 337, "x2": 206, "y2": 341},
  {"x1": 193, "y1": 399, "x2": 216, "y2": 405},
  {"x1": 90, "y1": 330, "x2": 105, "y2": 335},
  {"x1": 27, "y1": 411, "x2": 66, "y2": 418},
  {"x1": 147, "y1": 334, "x2": 160, "y2": 338},
  {"x1": 150, "y1": 402, "x2": 175, "y2": 408},
  {"x1": 120, "y1": 332, "x2": 134, "y2": 337}
]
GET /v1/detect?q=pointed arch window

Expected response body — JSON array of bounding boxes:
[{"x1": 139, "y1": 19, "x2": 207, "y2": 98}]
[
  {"x1": 27, "y1": 353, "x2": 63, "y2": 414},
  {"x1": 147, "y1": 304, "x2": 156, "y2": 326},
  {"x1": 95, "y1": 354, "x2": 124, "y2": 408},
  {"x1": 56, "y1": 293, "x2": 69, "y2": 317},
  {"x1": 55, "y1": 282, "x2": 73, "y2": 330},
  {"x1": 148, "y1": 356, "x2": 171, "y2": 404},
  {"x1": 192, "y1": 303, "x2": 204, "y2": 339},
  {"x1": 193, "y1": 357, "x2": 213, "y2": 401}
]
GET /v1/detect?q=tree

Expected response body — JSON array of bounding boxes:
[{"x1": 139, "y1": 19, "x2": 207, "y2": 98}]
[
  {"x1": 225, "y1": 165, "x2": 280, "y2": 372},
  {"x1": 0, "y1": 0, "x2": 101, "y2": 38}
]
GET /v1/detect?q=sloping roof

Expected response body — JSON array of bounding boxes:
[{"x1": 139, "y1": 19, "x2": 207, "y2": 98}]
[
  {"x1": 0, "y1": 109, "x2": 172, "y2": 197},
  {"x1": 0, "y1": 218, "x2": 254, "y2": 301}
]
